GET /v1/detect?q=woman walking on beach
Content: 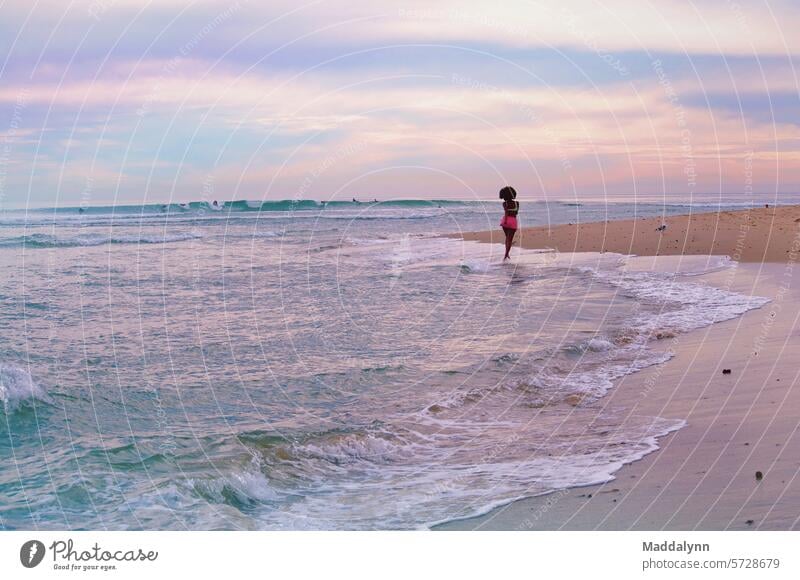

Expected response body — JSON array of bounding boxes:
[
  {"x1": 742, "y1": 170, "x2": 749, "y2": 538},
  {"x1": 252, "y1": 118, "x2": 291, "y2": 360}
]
[{"x1": 499, "y1": 186, "x2": 519, "y2": 260}]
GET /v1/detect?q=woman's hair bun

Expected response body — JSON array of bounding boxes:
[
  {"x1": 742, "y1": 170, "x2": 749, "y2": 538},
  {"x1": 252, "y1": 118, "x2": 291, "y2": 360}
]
[{"x1": 499, "y1": 186, "x2": 517, "y2": 200}]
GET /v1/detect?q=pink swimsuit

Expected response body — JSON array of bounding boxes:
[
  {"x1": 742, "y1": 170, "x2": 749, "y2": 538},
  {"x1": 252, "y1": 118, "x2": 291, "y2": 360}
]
[
  {"x1": 500, "y1": 200, "x2": 519, "y2": 230},
  {"x1": 500, "y1": 215, "x2": 518, "y2": 229}
]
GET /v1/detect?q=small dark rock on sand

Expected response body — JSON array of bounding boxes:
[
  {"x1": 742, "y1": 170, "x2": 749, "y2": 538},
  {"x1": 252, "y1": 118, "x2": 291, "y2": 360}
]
[
  {"x1": 746, "y1": 520, "x2": 754, "y2": 525},
  {"x1": 756, "y1": 471, "x2": 764, "y2": 480},
  {"x1": 722, "y1": 369, "x2": 732, "y2": 374}
]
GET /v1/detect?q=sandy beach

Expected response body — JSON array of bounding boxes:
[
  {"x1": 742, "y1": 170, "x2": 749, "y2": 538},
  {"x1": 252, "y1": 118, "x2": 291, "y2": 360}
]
[
  {"x1": 453, "y1": 204, "x2": 800, "y2": 262},
  {"x1": 438, "y1": 205, "x2": 800, "y2": 530}
]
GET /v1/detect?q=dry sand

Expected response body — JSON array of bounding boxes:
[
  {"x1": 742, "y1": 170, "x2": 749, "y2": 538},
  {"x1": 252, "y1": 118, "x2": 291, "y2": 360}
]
[
  {"x1": 437, "y1": 206, "x2": 800, "y2": 530},
  {"x1": 453, "y1": 204, "x2": 800, "y2": 263}
]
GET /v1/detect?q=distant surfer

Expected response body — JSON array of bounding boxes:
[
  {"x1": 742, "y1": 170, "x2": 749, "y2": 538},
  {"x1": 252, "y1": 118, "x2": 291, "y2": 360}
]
[
  {"x1": 499, "y1": 186, "x2": 519, "y2": 260},
  {"x1": 352, "y1": 197, "x2": 358, "y2": 203}
]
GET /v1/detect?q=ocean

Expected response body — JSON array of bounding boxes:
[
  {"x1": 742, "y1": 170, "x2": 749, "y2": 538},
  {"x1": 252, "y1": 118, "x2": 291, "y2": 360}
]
[{"x1": 0, "y1": 198, "x2": 774, "y2": 529}]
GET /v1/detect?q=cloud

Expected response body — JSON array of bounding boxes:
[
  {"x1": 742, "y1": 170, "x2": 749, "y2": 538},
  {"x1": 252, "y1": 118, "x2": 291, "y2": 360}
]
[
  {"x1": 1, "y1": 0, "x2": 798, "y2": 204},
  {"x1": 2, "y1": 0, "x2": 798, "y2": 68}
]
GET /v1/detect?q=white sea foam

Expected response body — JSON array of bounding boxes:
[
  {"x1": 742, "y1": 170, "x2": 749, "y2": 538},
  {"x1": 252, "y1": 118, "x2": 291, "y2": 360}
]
[
  {"x1": 622, "y1": 254, "x2": 734, "y2": 276},
  {"x1": 298, "y1": 431, "x2": 413, "y2": 465},
  {"x1": 586, "y1": 337, "x2": 615, "y2": 352},
  {"x1": 0, "y1": 363, "x2": 49, "y2": 412},
  {"x1": 423, "y1": 416, "x2": 687, "y2": 529},
  {"x1": 191, "y1": 460, "x2": 282, "y2": 505},
  {"x1": 586, "y1": 265, "x2": 771, "y2": 336},
  {"x1": 223, "y1": 414, "x2": 687, "y2": 530}
]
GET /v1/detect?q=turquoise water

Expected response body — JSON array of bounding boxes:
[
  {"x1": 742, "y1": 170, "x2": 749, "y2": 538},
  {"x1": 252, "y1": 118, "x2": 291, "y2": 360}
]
[{"x1": 0, "y1": 199, "x2": 772, "y2": 529}]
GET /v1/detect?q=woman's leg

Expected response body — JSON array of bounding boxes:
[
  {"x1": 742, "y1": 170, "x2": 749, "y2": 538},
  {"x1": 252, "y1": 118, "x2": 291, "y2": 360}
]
[{"x1": 503, "y1": 227, "x2": 515, "y2": 259}]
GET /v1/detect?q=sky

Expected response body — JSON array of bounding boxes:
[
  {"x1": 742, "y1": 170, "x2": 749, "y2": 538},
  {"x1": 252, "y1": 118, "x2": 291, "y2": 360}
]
[{"x1": 0, "y1": 0, "x2": 798, "y2": 207}]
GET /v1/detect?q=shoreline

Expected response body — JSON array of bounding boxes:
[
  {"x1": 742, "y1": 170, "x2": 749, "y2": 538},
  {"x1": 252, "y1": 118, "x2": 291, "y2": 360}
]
[
  {"x1": 436, "y1": 211, "x2": 800, "y2": 529},
  {"x1": 450, "y1": 204, "x2": 800, "y2": 262}
]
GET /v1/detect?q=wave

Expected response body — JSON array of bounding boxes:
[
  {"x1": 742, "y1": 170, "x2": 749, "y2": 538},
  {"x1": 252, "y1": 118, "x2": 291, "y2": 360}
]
[
  {"x1": 0, "y1": 231, "x2": 203, "y2": 248},
  {"x1": 187, "y1": 411, "x2": 687, "y2": 529},
  {"x1": 0, "y1": 363, "x2": 50, "y2": 413},
  {"x1": 242, "y1": 424, "x2": 416, "y2": 468},
  {"x1": 27, "y1": 199, "x2": 475, "y2": 216},
  {"x1": 9, "y1": 198, "x2": 797, "y2": 231},
  {"x1": 4, "y1": 202, "x2": 480, "y2": 229},
  {"x1": 190, "y1": 459, "x2": 284, "y2": 510},
  {"x1": 218, "y1": 230, "x2": 280, "y2": 240},
  {"x1": 427, "y1": 344, "x2": 674, "y2": 415}
]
